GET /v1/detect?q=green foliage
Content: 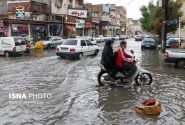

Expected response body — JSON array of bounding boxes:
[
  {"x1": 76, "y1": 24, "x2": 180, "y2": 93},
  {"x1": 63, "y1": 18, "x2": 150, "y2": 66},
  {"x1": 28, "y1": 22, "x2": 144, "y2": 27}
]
[{"x1": 140, "y1": 0, "x2": 182, "y2": 36}]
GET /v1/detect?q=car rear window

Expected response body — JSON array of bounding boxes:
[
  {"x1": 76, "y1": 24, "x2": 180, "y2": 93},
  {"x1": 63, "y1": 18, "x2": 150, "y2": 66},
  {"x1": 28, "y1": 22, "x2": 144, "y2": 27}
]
[
  {"x1": 143, "y1": 38, "x2": 155, "y2": 42},
  {"x1": 144, "y1": 41, "x2": 155, "y2": 43},
  {"x1": 63, "y1": 40, "x2": 77, "y2": 45},
  {"x1": 14, "y1": 38, "x2": 26, "y2": 46}
]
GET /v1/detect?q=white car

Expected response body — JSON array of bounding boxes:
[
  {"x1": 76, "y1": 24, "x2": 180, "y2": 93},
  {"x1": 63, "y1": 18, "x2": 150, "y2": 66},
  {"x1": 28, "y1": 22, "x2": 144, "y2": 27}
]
[
  {"x1": 41, "y1": 36, "x2": 65, "y2": 49},
  {"x1": 93, "y1": 35, "x2": 106, "y2": 42},
  {"x1": 89, "y1": 38, "x2": 97, "y2": 45},
  {"x1": 56, "y1": 38, "x2": 99, "y2": 59},
  {"x1": 0, "y1": 37, "x2": 27, "y2": 57}
]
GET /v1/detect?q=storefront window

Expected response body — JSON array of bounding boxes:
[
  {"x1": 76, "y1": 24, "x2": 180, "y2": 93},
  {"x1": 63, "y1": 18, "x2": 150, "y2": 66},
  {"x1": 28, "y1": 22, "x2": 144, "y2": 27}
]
[
  {"x1": 11, "y1": 24, "x2": 28, "y2": 37},
  {"x1": 31, "y1": 25, "x2": 47, "y2": 42},
  {"x1": 50, "y1": 25, "x2": 63, "y2": 36}
]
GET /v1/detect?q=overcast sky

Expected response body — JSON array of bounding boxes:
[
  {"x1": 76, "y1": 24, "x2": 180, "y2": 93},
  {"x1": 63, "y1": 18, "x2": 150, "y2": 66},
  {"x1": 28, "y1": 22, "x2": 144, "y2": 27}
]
[{"x1": 85, "y1": 0, "x2": 158, "y2": 20}]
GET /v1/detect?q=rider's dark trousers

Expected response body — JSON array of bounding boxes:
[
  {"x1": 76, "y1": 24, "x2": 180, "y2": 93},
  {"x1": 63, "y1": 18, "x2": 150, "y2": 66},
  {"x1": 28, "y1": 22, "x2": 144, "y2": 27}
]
[{"x1": 123, "y1": 63, "x2": 137, "y2": 78}]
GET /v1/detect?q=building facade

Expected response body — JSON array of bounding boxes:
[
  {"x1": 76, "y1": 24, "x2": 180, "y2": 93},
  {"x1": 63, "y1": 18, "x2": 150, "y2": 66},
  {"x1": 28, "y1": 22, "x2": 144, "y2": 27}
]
[
  {"x1": 117, "y1": 6, "x2": 126, "y2": 35},
  {"x1": 0, "y1": 0, "x2": 127, "y2": 38}
]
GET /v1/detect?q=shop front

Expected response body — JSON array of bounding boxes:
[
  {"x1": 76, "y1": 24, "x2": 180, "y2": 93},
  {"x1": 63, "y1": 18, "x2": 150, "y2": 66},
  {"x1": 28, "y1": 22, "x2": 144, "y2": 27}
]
[
  {"x1": 11, "y1": 24, "x2": 28, "y2": 37},
  {"x1": 0, "y1": 18, "x2": 50, "y2": 41},
  {"x1": 0, "y1": 20, "x2": 6, "y2": 37},
  {"x1": 31, "y1": 24, "x2": 47, "y2": 42},
  {"x1": 64, "y1": 16, "x2": 77, "y2": 38},
  {"x1": 99, "y1": 21, "x2": 111, "y2": 36},
  {"x1": 49, "y1": 23, "x2": 63, "y2": 37},
  {"x1": 76, "y1": 19, "x2": 85, "y2": 36},
  {"x1": 84, "y1": 22, "x2": 92, "y2": 36},
  {"x1": 92, "y1": 22, "x2": 99, "y2": 37}
]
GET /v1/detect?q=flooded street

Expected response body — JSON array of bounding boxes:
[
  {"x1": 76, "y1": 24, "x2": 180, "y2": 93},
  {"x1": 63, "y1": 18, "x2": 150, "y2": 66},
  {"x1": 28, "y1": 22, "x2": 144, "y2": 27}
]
[{"x1": 0, "y1": 39, "x2": 185, "y2": 125}]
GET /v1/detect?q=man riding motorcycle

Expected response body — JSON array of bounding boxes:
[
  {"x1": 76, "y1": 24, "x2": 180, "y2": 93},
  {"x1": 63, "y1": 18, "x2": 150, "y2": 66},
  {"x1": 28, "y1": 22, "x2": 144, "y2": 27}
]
[{"x1": 115, "y1": 41, "x2": 137, "y2": 83}]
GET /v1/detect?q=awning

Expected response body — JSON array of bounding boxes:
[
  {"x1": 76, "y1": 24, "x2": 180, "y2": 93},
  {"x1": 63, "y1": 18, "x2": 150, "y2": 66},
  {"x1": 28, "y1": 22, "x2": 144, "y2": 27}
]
[{"x1": 100, "y1": 21, "x2": 111, "y2": 26}]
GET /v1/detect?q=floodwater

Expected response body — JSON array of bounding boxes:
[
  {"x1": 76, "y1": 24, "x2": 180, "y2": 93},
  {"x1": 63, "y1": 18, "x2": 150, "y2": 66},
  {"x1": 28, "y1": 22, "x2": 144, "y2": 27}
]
[{"x1": 0, "y1": 39, "x2": 185, "y2": 125}]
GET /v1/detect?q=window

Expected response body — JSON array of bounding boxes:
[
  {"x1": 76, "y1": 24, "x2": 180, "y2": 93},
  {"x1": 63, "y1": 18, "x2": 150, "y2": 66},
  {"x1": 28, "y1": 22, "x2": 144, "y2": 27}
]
[
  {"x1": 1, "y1": 39, "x2": 11, "y2": 46},
  {"x1": 14, "y1": 38, "x2": 26, "y2": 46},
  {"x1": 86, "y1": 40, "x2": 93, "y2": 46},
  {"x1": 81, "y1": 40, "x2": 86, "y2": 46},
  {"x1": 92, "y1": 13, "x2": 98, "y2": 18},
  {"x1": 63, "y1": 40, "x2": 77, "y2": 45}
]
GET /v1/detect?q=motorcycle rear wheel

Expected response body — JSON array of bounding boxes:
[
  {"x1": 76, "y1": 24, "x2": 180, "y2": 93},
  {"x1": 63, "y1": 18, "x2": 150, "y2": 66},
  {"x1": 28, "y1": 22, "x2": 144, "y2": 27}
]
[{"x1": 135, "y1": 73, "x2": 152, "y2": 86}]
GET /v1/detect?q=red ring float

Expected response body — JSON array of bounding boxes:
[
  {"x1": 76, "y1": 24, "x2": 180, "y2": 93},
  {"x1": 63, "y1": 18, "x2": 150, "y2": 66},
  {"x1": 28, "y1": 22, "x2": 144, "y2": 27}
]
[{"x1": 134, "y1": 99, "x2": 161, "y2": 115}]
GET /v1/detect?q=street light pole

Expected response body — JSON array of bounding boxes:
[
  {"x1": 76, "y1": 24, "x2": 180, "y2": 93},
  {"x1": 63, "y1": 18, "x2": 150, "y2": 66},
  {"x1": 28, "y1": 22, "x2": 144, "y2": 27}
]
[{"x1": 162, "y1": 0, "x2": 168, "y2": 53}]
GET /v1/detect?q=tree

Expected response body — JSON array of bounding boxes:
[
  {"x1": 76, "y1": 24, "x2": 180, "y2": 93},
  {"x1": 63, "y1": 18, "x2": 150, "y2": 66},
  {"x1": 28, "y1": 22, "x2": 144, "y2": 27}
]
[{"x1": 140, "y1": 0, "x2": 182, "y2": 40}]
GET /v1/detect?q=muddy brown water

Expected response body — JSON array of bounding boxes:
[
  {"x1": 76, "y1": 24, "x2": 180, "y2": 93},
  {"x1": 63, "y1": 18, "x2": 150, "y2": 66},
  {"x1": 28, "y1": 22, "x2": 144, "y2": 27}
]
[{"x1": 0, "y1": 39, "x2": 185, "y2": 125}]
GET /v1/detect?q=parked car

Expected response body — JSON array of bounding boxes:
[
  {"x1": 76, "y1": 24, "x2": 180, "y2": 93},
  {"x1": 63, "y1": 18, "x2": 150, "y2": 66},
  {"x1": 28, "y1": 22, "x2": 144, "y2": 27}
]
[
  {"x1": 135, "y1": 35, "x2": 143, "y2": 41},
  {"x1": 141, "y1": 38, "x2": 157, "y2": 49},
  {"x1": 89, "y1": 38, "x2": 97, "y2": 45},
  {"x1": 0, "y1": 37, "x2": 27, "y2": 57},
  {"x1": 41, "y1": 36, "x2": 65, "y2": 49},
  {"x1": 166, "y1": 38, "x2": 179, "y2": 48},
  {"x1": 164, "y1": 49, "x2": 185, "y2": 68},
  {"x1": 56, "y1": 38, "x2": 99, "y2": 59},
  {"x1": 104, "y1": 36, "x2": 112, "y2": 41},
  {"x1": 119, "y1": 35, "x2": 127, "y2": 40},
  {"x1": 113, "y1": 35, "x2": 119, "y2": 40}
]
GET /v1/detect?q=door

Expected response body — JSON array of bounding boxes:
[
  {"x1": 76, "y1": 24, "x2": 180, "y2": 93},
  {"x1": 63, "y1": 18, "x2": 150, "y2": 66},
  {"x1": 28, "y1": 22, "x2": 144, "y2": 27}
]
[
  {"x1": 51, "y1": 37, "x2": 58, "y2": 47},
  {"x1": 0, "y1": 37, "x2": 14, "y2": 55},
  {"x1": 14, "y1": 37, "x2": 26, "y2": 52},
  {"x1": 86, "y1": 40, "x2": 95, "y2": 55},
  {"x1": 80, "y1": 40, "x2": 88, "y2": 56},
  {"x1": 0, "y1": 39, "x2": 3, "y2": 55},
  {"x1": 56, "y1": 36, "x2": 64, "y2": 45}
]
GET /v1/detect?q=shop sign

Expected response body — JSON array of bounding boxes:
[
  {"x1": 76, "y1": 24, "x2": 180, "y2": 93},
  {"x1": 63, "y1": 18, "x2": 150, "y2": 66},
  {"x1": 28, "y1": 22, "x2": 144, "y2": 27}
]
[
  {"x1": 66, "y1": 25, "x2": 72, "y2": 30},
  {"x1": 0, "y1": 20, "x2": 4, "y2": 32},
  {"x1": 102, "y1": 4, "x2": 110, "y2": 13},
  {"x1": 76, "y1": 19, "x2": 85, "y2": 28},
  {"x1": 16, "y1": 6, "x2": 25, "y2": 18},
  {"x1": 65, "y1": 16, "x2": 77, "y2": 24},
  {"x1": 68, "y1": 9, "x2": 87, "y2": 18},
  {"x1": 102, "y1": 15, "x2": 110, "y2": 21},
  {"x1": 85, "y1": 23, "x2": 92, "y2": 28}
]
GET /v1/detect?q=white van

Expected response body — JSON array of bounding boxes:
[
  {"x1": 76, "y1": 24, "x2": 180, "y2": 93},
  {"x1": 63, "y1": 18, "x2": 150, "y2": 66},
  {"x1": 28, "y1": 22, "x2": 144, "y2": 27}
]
[{"x1": 0, "y1": 37, "x2": 27, "y2": 57}]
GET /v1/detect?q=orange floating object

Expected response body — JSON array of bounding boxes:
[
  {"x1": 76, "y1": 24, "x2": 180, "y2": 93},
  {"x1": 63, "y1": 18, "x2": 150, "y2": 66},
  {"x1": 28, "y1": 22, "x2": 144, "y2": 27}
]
[{"x1": 134, "y1": 99, "x2": 161, "y2": 115}]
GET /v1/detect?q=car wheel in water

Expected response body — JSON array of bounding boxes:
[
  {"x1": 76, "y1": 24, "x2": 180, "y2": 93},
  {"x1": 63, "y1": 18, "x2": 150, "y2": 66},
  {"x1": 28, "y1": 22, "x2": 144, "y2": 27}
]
[
  {"x1": 78, "y1": 53, "x2": 83, "y2": 60},
  {"x1": 175, "y1": 59, "x2": 185, "y2": 68},
  {"x1": 94, "y1": 49, "x2": 99, "y2": 56},
  {"x1": 46, "y1": 44, "x2": 51, "y2": 49},
  {"x1": 4, "y1": 51, "x2": 10, "y2": 57},
  {"x1": 135, "y1": 73, "x2": 152, "y2": 86}
]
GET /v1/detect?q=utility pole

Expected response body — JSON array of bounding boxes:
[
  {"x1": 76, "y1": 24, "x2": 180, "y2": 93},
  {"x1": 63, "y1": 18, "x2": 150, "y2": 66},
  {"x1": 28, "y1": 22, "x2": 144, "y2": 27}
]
[
  {"x1": 162, "y1": 0, "x2": 168, "y2": 53},
  {"x1": 178, "y1": 17, "x2": 181, "y2": 46}
]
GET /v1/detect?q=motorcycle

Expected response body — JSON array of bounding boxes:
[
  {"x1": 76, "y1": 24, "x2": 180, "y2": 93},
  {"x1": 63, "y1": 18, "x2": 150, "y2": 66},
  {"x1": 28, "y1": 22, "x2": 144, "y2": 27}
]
[{"x1": 98, "y1": 50, "x2": 152, "y2": 87}]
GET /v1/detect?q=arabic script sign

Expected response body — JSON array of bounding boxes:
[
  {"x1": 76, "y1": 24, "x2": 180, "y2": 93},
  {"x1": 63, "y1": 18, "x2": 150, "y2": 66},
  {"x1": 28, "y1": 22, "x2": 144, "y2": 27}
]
[{"x1": 68, "y1": 9, "x2": 87, "y2": 18}]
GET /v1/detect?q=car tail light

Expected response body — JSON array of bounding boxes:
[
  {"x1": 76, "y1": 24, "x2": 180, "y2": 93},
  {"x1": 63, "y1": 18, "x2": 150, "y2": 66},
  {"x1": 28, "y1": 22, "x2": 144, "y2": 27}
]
[
  {"x1": 13, "y1": 47, "x2": 16, "y2": 52},
  {"x1": 164, "y1": 51, "x2": 169, "y2": 57},
  {"x1": 70, "y1": 48, "x2": 75, "y2": 52},
  {"x1": 56, "y1": 48, "x2": 59, "y2": 52}
]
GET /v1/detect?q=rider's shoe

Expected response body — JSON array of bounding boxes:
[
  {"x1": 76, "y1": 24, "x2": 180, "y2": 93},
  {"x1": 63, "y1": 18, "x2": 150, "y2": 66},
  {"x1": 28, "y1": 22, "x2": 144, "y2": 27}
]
[
  {"x1": 107, "y1": 77, "x2": 115, "y2": 81},
  {"x1": 122, "y1": 78, "x2": 132, "y2": 84},
  {"x1": 104, "y1": 76, "x2": 115, "y2": 81}
]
